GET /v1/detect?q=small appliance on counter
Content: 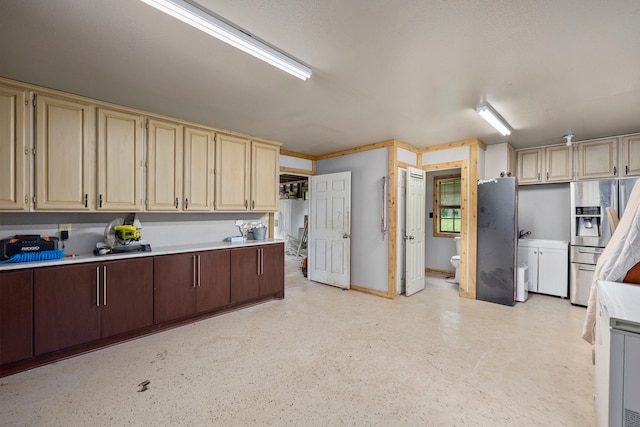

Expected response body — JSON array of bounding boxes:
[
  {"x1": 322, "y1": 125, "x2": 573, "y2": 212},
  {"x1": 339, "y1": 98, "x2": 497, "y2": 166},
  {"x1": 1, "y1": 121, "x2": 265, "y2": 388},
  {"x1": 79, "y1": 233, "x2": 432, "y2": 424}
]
[
  {"x1": 1, "y1": 234, "x2": 63, "y2": 262},
  {"x1": 94, "y1": 214, "x2": 151, "y2": 255}
]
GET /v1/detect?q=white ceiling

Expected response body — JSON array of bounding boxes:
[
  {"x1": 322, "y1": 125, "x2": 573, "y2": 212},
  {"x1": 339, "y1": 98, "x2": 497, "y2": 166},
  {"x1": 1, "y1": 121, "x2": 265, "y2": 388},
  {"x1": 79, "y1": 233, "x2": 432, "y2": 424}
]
[{"x1": 1, "y1": 0, "x2": 639, "y2": 155}]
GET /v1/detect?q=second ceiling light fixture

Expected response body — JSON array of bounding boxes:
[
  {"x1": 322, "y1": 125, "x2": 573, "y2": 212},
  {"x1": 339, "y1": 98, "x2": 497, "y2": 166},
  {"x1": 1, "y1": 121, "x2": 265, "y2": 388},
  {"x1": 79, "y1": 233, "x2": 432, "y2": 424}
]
[{"x1": 139, "y1": 0, "x2": 312, "y2": 80}]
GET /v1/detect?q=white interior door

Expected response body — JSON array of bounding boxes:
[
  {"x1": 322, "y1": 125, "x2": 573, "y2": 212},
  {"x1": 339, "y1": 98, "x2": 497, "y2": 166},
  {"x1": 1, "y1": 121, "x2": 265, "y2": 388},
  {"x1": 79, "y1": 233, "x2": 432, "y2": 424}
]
[
  {"x1": 308, "y1": 171, "x2": 351, "y2": 289},
  {"x1": 405, "y1": 167, "x2": 426, "y2": 296}
]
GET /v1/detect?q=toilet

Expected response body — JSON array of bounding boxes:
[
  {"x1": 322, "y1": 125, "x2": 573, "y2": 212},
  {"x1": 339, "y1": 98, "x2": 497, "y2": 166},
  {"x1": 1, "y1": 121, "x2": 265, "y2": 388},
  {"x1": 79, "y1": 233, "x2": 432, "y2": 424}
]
[{"x1": 450, "y1": 236, "x2": 461, "y2": 283}]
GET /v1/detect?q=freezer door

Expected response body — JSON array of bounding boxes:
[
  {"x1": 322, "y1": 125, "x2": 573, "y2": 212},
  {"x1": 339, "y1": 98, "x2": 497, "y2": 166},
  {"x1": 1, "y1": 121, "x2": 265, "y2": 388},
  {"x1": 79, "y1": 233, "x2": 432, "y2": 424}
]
[
  {"x1": 570, "y1": 262, "x2": 595, "y2": 306},
  {"x1": 476, "y1": 177, "x2": 517, "y2": 306}
]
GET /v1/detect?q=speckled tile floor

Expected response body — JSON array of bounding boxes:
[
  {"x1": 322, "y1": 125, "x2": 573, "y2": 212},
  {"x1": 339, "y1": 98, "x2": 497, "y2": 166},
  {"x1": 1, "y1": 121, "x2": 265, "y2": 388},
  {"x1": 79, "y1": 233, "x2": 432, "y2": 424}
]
[{"x1": 0, "y1": 257, "x2": 595, "y2": 426}]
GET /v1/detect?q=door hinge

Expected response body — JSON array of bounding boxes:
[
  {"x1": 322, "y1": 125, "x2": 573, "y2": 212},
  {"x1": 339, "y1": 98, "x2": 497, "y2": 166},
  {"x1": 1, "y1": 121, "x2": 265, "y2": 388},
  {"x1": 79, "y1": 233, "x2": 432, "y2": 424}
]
[
  {"x1": 24, "y1": 146, "x2": 29, "y2": 155},
  {"x1": 32, "y1": 94, "x2": 37, "y2": 107},
  {"x1": 145, "y1": 119, "x2": 149, "y2": 129},
  {"x1": 32, "y1": 147, "x2": 36, "y2": 155},
  {"x1": 32, "y1": 196, "x2": 36, "y2": 204},
  {"x1": 24, "y1": 195, "x2": 29, "y2": 204},
  {"x1": 24, "y1": 98, "x2": 29, "y2": 106}
]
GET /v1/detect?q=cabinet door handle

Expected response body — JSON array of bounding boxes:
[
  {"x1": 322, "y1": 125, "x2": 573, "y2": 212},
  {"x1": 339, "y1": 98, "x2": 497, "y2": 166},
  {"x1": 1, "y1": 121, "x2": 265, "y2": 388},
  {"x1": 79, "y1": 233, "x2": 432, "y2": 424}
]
[
  {"x1": 626, "y1": 165, "x2": 629, "y2": 175},
  {"x1": 96, "y1": 267, "x2": 100, "y2": 307},
  {"x1": 252, "y1": 200, "x2": 255, "y2": 210},
  {"x1": 175, "y1": 198, "x2": 179, "y2": 209},
  {"x1": 613, "y1": 166, "x2": 617, "y2": 176},
  {"x1": 85, "y1": 193, "x2": 88, "y2": 208},
  {"x1": 261, "y1": 248, "x2": 264, "y2": 275},
  {"x1": 537, "y1": 172, "x2": 540, "y2": 181},
  {"x1": 185, "y1": 198, "x2": 188, "y2": 209},
  {"x1": 198, "y1": 255, "x2": 201, "y2": 287},
  {"x1": 103, "y1": 266, "x2": 107, "y2": 306},
  {"x1": 245, "y1": 200, "x2": 248, "y2": 209},
  {"x1": 546, "y1": 171, "x2": 549, "y2": 181},
  {"x1": 193, "y1": 256, "x2": 197, "y2": 287},
  {"x1": 99, "y1": 194, "x2": 103, "y2": 208}
]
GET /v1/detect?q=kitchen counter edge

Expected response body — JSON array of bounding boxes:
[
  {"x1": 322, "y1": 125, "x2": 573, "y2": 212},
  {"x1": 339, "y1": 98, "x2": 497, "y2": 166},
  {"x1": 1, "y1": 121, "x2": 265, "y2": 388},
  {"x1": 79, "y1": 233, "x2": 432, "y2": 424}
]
[{"x1": 0, "y1": 239, "x2": 285, "y2": 272}]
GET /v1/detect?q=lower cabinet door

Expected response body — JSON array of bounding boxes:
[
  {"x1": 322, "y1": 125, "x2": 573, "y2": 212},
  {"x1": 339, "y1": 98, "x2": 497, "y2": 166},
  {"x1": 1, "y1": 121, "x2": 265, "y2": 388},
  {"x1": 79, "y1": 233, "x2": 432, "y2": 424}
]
[
  {"x1": 538, "y1": 248, "x2": 568, "y2": 297},
  {"x1": 100, "y1": 258, "x2": 153, "y2": 338},
  {"x1": 259, "y1": 243, "x2": 284, "y2": 297},
  {"x1": 154, "y1": 252, "x2": 197, "y2": 324},
  {"x1": 196, "y1": 250, "x2": 230, "y2": 313},
  {"x1": 230, "y1": 247, "x2": 260, "y2": 304},
  {"x1": 0, "y1": 270, "x2": 33, "y2": 364},
  {"x1": 34, "y1": 264, "x2": 101, "y2": 355}
]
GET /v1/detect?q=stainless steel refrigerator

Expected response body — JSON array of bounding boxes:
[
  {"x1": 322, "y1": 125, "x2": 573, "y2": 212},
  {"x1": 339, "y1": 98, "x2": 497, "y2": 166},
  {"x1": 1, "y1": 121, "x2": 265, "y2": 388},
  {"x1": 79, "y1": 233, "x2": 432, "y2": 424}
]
[
  {"x1": 476, "y1": 177, "x2": 518, "y2": 306},
  {"x1": 569, "y1": 177, "x2": 639, "y2": 306}
]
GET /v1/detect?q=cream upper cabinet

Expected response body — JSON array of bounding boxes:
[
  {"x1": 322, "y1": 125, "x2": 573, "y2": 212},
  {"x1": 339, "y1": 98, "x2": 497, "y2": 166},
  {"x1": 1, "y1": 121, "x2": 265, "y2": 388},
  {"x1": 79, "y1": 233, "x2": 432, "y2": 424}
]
[
  {"x1": 215, "y1": 134, "x2": 250, "y2": 211},
  {"x1": 96, "y1": 108, "x2": 144, "y2": 211},
  {"x1": 545, "y1": 144, "x2": 573, "y2": 182},
  {"x1": 0, "y1": 85, "x2": 29, "y2": 211},
  {"x1": 516, "y1": 149, "x2": 543, "y2": 184},
  {"x1": 146, "y1": 118, "x2": 183, "y2": 211},
  {"x1": 576, "y1": 138, "x2": 618, "y2": 180},
  {"x1": 184, "y1": 126, "x2": 214, "y2": 211},
  {"x1": 35, "y1": 94, "x2": 94, "y2": 210},
  {"x1": 620, "y1": 134, "x2": 640, "y2": 177},
  {"x1": 251, "y1": 141, "x2": 279, "y2": 211}
]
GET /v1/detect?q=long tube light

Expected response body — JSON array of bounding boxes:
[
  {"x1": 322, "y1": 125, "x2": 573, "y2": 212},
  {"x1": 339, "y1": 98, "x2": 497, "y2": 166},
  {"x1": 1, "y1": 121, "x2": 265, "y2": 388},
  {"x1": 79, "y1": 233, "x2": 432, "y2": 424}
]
[
  {"x1": 139, "y1": 0, "x2": 312, "y2": 80},
  {"x1": 476, "y1": 103, "x2": 512, "y2": 136}
]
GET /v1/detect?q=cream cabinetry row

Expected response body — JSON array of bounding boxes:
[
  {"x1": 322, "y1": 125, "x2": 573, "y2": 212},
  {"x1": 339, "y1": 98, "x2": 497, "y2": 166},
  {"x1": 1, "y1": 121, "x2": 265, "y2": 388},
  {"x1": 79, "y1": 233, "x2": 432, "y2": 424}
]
[
  {"x1": 516, "y1": 134, "x2": 640, "y2": 185},
  {"x1": 516, "y1": 144, "x2": 573, "y2": 184},
  {"x1": 0, "y1": 79, "x2": 280, "y2": 212}
]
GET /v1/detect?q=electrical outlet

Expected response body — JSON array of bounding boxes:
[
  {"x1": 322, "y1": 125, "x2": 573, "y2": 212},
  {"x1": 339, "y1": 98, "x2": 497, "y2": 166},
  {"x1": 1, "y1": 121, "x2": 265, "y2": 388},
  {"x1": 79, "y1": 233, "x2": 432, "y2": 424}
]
[{"x1": 58, "y1": 224, "x2": 72, "y2": 238}]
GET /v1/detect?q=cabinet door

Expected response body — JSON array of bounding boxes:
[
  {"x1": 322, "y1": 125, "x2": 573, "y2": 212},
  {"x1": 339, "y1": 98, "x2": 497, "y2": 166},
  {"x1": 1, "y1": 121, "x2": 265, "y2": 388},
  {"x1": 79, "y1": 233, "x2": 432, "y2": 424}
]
[
  {"x1": 577, "y1": 138, "x2": 618, "y2": 179},
  {"x1": 0, "y1": 85, "x2": 28, "y2": 211},
  {"x1": 516, "y1": 149, "x2": 543, "y2": 184},
  {"x1": 35, "y1": 94, "x2": 94, "y2": 210},
  {"x1": 184, "y1": 126, "x2": 214, "y2": 211},
  {"x1": 146, "y1": 118, "x2": 183, "y2": 211},
  {"x1": 251, "y1": 141, "x2": 279, "y2": 211},
  {"x1": 620, "y1": 134, "x2": 640, "y2": 177},
  {"x1": 196, "y1": 250, "x2": 231, "y2": 313},
  {"x1": 519, "y1": 246, "x2": 539, "y2": 292},
  {"x1": 215, "y1": 134, "x2": 250, "y2": 210},
  {"x1": 259, "y1": 243, "x2": 284, "y2": 297},
  {"x1": 96, "y1": 108, "x2": 144, "y2": 211},
  {"x1": 537, "y1": 247, "x2": 568, "y2": 297},
  {"x1": 0, "y1": 270, "x2": 33, "y2": 364},
  {"x1": 154, "y1": 252, "x2": 196, "y2": 323},
  {"x1": 100, "y1": 258, "x2": 153, "y2": 338},
  {"x1": 34, "y1": 264, "x2": 101, "y2": 355},
  {"x1": 545, "y1": 145, "x2": 573, "y2": 182},
  {"x1": 230, "y1": 247, "x2": 260, "y2": 303}
]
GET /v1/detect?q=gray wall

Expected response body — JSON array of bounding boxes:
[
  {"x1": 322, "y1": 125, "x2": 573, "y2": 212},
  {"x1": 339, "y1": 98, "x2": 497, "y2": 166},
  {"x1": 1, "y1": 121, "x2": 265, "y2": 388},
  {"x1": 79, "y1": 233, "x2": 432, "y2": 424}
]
[
  {"x1": 517, "y1": 183, "x2": 570, "y2": 241},
  {"x1": 316, "y1": 148, "x2": 388, "y2": 292},
  {"x1": 0, "y1": 212, "x2": 266, "y2": 255},
  {"x1": 425, "y1": 169, "x2": 460, "y2": 272}
]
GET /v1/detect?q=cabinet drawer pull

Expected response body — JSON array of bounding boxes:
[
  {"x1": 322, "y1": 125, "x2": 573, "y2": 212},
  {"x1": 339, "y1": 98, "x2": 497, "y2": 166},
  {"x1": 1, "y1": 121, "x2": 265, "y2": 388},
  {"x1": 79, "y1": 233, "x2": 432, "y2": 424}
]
[
  {"x1": 96, "y1": 267, "x2": 100, "y2": 307},
  {"x1": 103, "y1": 266, "x2": 107, "y2": 306}
]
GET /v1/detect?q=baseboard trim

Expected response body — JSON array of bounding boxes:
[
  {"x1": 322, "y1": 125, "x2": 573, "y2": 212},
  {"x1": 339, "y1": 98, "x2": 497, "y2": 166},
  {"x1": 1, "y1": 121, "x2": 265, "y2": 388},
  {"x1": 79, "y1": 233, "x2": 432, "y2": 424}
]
[
  {"x1": 350, "y1": 284, "x2": 396, "y2": 299},
  {"x1": 425, "y1": 268, "x2": 454, "y2": 275}
]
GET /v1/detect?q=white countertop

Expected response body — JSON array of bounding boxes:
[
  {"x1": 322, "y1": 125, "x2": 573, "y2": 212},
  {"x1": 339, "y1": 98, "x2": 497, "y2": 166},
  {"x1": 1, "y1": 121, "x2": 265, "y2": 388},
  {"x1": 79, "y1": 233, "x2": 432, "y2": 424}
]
[
  {"x1": 597, "y1": 280, "x2": 640, "y2": 329},
  {"x1": 518, "y1": 238, "x2": 568, "y2": 249},
  {"x1": 0, "y1": 239, "x2": 284, "y2": 271}
]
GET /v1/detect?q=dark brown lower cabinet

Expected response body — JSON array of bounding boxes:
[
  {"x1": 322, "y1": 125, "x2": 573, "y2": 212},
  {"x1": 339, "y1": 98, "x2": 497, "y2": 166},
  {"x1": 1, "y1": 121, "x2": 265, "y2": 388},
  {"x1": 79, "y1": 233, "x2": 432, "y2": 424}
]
[
  {"x1": 231, "y1": 243, "x2": 284, "y2": 304},
  {"x1": 34, "y1": 257, "x2": 153, "y2": 355},
  {"x1": 0, "y1": 270, "x2": 33, "y2": 365},
  {"x1": 154, "y1": 250, "x2": 230, "y2": 324}
]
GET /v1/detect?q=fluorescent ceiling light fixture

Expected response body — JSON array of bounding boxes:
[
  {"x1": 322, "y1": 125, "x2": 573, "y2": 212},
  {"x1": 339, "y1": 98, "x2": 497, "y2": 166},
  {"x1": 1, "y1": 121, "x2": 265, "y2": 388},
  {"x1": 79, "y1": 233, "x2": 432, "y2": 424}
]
[
  {"x1": 139, "y1": 0, "x2": 312, "y2": 80},
  {"x1": 476, "y1": 103, "x2": 512, "y2": 136}
]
